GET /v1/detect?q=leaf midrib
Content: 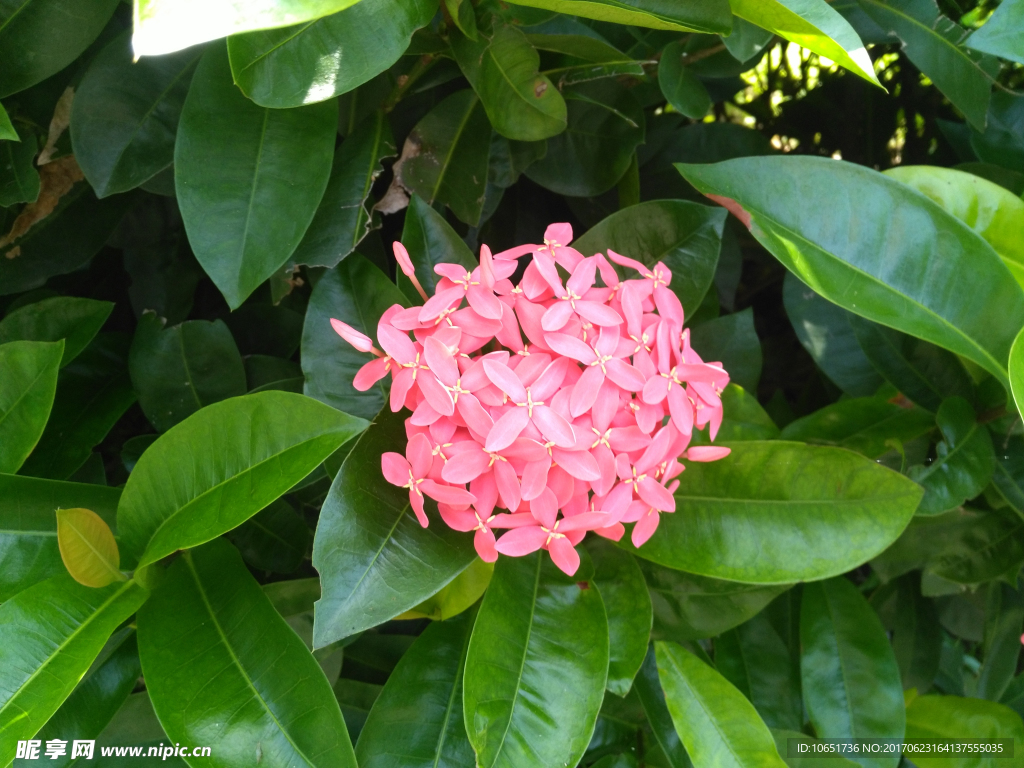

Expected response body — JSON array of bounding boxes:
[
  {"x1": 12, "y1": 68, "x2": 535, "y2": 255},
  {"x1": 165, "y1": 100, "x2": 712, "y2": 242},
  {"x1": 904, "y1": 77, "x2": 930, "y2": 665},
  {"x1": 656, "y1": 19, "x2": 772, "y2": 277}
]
[{"x1": 0, "y1": 349, "x2": 58, "y2": 466}]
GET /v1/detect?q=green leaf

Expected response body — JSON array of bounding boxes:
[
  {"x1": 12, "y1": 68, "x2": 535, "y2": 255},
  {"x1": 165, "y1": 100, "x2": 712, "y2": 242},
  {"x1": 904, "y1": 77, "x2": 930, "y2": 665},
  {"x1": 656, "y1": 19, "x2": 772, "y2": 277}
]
[
  {"x1": 397, "y1": 193, "x2": 477, "y2": 304},
  {"x1": 993, "y1": 436, "x2": 1024, "y2": 516},
  {"x1": 590, "y1": 540, "x2": 652, "y2": 696},
  {"x1": 525, "y1": 79, "x2": 645, "y2": 197},
  {"x1": 265, "y1": 577, "x2": 322, "y2": 618},
  {"x1": 128, "y1": 313, "x2": 246, "y2": 433},
  {"x1": 225, "y1": 498, "x2": 310, "y2": 574},
  {"x1": 848, "y1": 316, "x2": 975, "y2": 412},
  {"x1": 445, "y1": 0, "x2": 477, "y2": 40},
  {"x1": 771, "y1": 731, "x2": 864, "y2": 768},
  {"x1": 0, "y1": 339, "x2": 62, "y2": 474},
  {"x1": 800, "y1": 578, "x2": 904, "y2": 768},
  {"x1": 573, "y1": 200, "x2": 726, "y2": 317},
  {"x1": 395, "y1": 89, "x2": 491, "y2": 227},
  {"x1": 290, "y1": 111, "x2": 395, "y2": 269},
  {"x1": 463, "y1": 551, "x2": 609, "y2": 768},
  {"x1": 782, "y1": 272, "x2": 884, "y2": 397},
  {"x1": 70, "y1": 31, "x2": 200, "y2": 198},
  {"x1": 679, "y1": 156, "x2": 1024, "y2": 391},
  {"x1": 334, "y1": 679, "x2": 381, "y2": 742},
  {"x1": 723, "y1": 17, "x2": 777, "y2": 62},
  {"x1": 716, "y1": 611, "x2": 803, "y2": 730},
  {"x1": 656, "y1": 640, "x2": 787, "y2": 768},
  {"x1": 979, "y1": 583, "x2": 1024, "y2": 702},
  {"x1": 965, "y1": 0, "x2": 1024, "y2": 65},
  {"x1": 0, "y1": 474, "x2": 119, "y2": 601},
  {"x1": 690, "y1": 308, "x2": 762, "y2": 393},
  {"x1": 620, "y1": 441, "x2": 922, "y2": 584},
  {"x1": 658, "y1": 40, "x2": 712, "y2": 118},
  {"x1": 885, "y1": 166, "x2": 1024, "y2": 291},
  {"x1": 503, "y1": 0, "x2": 732, "y2": 34},
  {"x1": 228, "y1": 0, "x2": 436, "y2": 108},
  {"x1": 0, "y1": 0, "x2": 119, "y2": 98},
  {"x1": 905, "y1": 694, "x2": 1024, "y2": 768},
  {"x1": 246, "y1": 355, "x2": 304, "y2": 394},
  {"x1": 890, "y1": 572, "x2": 942, "y2": 693},
  {"x1": 0, "y1": 124, "x2": 39, "y2": 207},
  {"x1": 728, "y1": 0, "x2": 879, "y2": 86},
  {"x1": 0, "y1": 101, "x2": 15, "y2": 141},
  {"x1": 355, "y1": 610, "x2": 476, "y2": 767},
  {"x1": 0, "y1": 297, "x2": 113, "y2": 367},
  {"x1": 909, "y1": 397, "x2": 995, "y2": 516},
  {"x1": 705, "y1": 384, "x2": 780, "y2": 442},
  {"x1": 175, "y1": 43, "x2": 337, "y2": 309},
  {"x1": 137, "y1": 538, "x2": 356, "y2": 768},
  {"x1": 396, "y1": 558, "x2": 494, "y2": 621},
  {"x1": 92, "y1": 693, "x2": 182, "y2": 768},
  {"x1": 780, "y1": 398, "x2": 935, "y2": 459},
  {"x1": 132, "y1": 0, "x2": 366, "y2": 56},
  {"x1": 634, "y1": 646, "x2": 691, "y2": 768},
  {"x1": 970, "y1": 92, "x2": 1024, "y2": 175},
  {"x1": 1012, "y1": 327, "x2": 1024, "y2": 419},
  {"x1": 0, "y1": 575, "x2": 148, "y2": 766},
  {"x1": 641, "y1": 559, "x2": 790, "y2": 640},
  {"x1": 452, "y1": 23, "x2": 567, "y2": 142},
  {"x1": 56, "y1": 507, "x2": 124, "y2": 588},
  {"x1": 858, "y1": 0, "x2": 993, "y2": 131},
  {"x1": 117, "y1": 391, "x2": 366, "y2": 570},
  {"x1": 301, "y1": 255, "x2": 409, "y2": 420},
  {"x1": 312, "y1": 407, "x2": 476, "y2": 646}
]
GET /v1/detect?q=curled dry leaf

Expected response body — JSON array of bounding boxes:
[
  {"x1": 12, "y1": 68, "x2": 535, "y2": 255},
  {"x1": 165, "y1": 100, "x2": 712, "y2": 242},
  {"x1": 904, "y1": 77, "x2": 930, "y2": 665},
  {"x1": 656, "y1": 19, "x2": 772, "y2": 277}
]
[{"x1": 0, "y1": 155, "x2": 85, "y2": 255}]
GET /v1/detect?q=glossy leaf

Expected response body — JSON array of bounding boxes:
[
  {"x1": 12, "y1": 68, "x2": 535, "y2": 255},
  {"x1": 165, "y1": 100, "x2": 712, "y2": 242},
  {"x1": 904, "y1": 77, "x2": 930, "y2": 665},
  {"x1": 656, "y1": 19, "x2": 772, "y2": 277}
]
[
  {"x1": 312, "y1": 407, "x2": 476, "y2": 645},
  {"x1": 679, "y1": 157, "x2": 1024, "y2": 390},
  {"x1": 302, "y1": 255, "x2": 409, "y2": 420},
  {"x1": 0, "y1": 474, "x2": 119, "y2": 602},
  {"x1": 656, "y1": 640, "x2": 787, "y2": 768},
  {"x1": 965, "y1": 0, "x2": 1024, "y2": 65},
  {"x1": 0, "y1": 340, "x2": 62, "y2": 474},
  {"x1": 620, "y1": 441, "x2": 922, "y2": 584},
  {"x1": 72, "y1": 32, "x2": 199, "y2": 198},
  {"x1": 859, "y1": 0, "x2": 993, "y2": 131},
  {"x1": 909, "y1": 397, "x2": 995, "y2": 516},
  {"x1": 117, "y1": 390, "x2": 367, "y2": 569},
  {"x1": 396, "y1": 89, "x2": 491, "y2": 226},
  {"x1": 690, "y1": 308, "x2": 762, "y2": 393},
  {"x1": 355, "y1": 611, "x2": 476, "y2": 767},
  {"x1": 0, "y1": 296, "x2": 113, "y2": 367},
  {"x1": 658, "y1": 41, "x2": 711, "y2": 119},
  {"x1": 137, "y1": 538, "x2": 357, "y2": 768},
  {"x1": 905, "y1": 695, "x2": 1024, "y2": 768},
  {"x1": 225, "y1": 498, "x2": 310, "y2": 574},
  {"x1": 501, "y1": 0, "x2": 730, "y2": 32},
  {"x1": 800, "y1": 577, "x2": 904, "y2": 768},
  {"x1": 56, "y1": 507, "x2": 124, "y2": 588},
  {"x1": 780, "y1": 398, "x2": 935, "y2": 459},
  {"x1": 396, "y1": 558, "x2": 494, "y2": 621},
  {"x1": 175, "y1": 43, "x2": 337, "y2": 309},
  {"x1": 0, "y1": 575, "x2": 148, "y2": 766},
  {"x1": 128, "y1": 313, "x2": 246, "y2": 433},
  {"x1": 573, "y1": 199, "x2": 726, "y2": 317},
  {"x1": 1013, "y1": 328, "x2": 1024, "y2": 420},
  {"x1": 397, "y1": 193, "x2": 478, "y2": 304},
  {"x1": 290, "y1": 111, "x2": 395, "y2": 269},
  {"x1": 0, "y1": 0, "x2": 119, "y2": 98},
  {"x1": 463, "y1": 551, "x2": 609, "y2": 768},
  {"x1": 0, "y1": 124, "x2": 39, "y2": 206}
]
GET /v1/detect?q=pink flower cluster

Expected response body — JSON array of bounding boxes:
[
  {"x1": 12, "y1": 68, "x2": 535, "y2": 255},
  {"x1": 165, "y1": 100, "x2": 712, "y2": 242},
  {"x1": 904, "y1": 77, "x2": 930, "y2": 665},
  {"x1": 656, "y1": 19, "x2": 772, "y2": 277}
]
[{"x1": 331, "y1": 223, "x2": 731, "y2": 576}]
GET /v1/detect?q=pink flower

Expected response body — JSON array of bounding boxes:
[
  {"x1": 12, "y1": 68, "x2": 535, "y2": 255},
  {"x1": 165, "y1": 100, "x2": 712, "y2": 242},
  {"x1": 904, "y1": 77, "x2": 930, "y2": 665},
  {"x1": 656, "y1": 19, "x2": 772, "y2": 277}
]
[{"x1": 330, "y1": 223, "x2": 733, "y2": 576}]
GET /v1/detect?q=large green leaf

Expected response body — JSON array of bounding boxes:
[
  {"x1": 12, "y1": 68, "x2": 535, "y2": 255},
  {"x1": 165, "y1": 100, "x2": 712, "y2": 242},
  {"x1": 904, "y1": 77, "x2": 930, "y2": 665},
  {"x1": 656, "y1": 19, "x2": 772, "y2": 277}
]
[
  {"x1": 396, "y1": 89, "x2": 491, "y2": 227},
  {"x1": 573, "y1": 199, "x2": 726, "y2": 317},
  {"x1": 225, "y1": 498, "x2": 310, "y2": 574},
  {"x1": 905, "y1": 695, "x2": 1024, "y2": 768},
  {"x1": 71, "y1": 31, "x2": 200, "y2": 198},
  {"x1": 780, "y1": 398, "x2": 934, "y2": 459},
  {"x1": 312, "y1": 407, "x2": 476, "y2": 647},
  {"x1": 858, "y1": 0, "x2": 993, "y2": 131},
  {"x1": 0, "y1": 340, "x2": 62, "y2": 474},
  {"x1": 355, "y1": 611, "x2": 476, "y2": 767},
  {"x1": 800, "y1": 578, "x2": 904, "y2": 768},
  {"x1": 690, "y1": 308, "x2": 762, "y2": 393},
  {"x1": 132, "y1": 0, "x2": 366, "y2": 56},
  {"x1": 0, "y1": 474, "x2": 119, "y2": 601},
  {"x1": 128, "y1": 313, "x2": 247, "y2": 433},
  {"x1": 397, "y1": 193, "x2": 477, "y2": 304},
  {"x1": 175, "y1": 43, "x2": 337, "y2": 309},
  {"x1": 0, "y1": 0, "x2": 119, "y2": 97},
  {"x1": 301, "y1": 255, "x2": 409, "y2": 421},
  {"x1": 885, "y1": 166, "x2": 1024, "y2": 290},
  {"x1": 497, "y1": 0, "x2": 730, "y2": 33},
  {"x1": 0, "y1": 124, "x2": 39, "y2": 207},
  {"x1": 908, "y1": 397, "x2": 995, "y2": 516},
  {"x1": 117, "y1": 391, "x2": 367, "y2": 570},
  {"x1": 1012, "y1": 327, "x2": 1024, "y2": 419},
  {"x1": 729, "y1": 0, "x2": 878, "y2": 85},
  {"x1": 137, "y1": 538, "x2": 356, "y2": 768},
  {"x1": 0, "y1": 297, "x2": 113, "y2": 367},
  {"x1": 679, "y1": 157, "x2": 1024, "y2": 390},
  {"x1": 228, "y1": 0, "x2": 436, "y2": 108},
  {"x1": 290, "y1": 112, "x2": 395, "y2": 269},
  {"x1": 463, "y1": 551, "x2": 609, "y2": 768},
  {"x1": 656, "y1": 640, "x2": 787, "y2": 768},
  {"x1": 965, "y1": 0, "x2": 1024, "y2": 65},
  {"x1": 452, "y1": 23, "x2": 567, "y2": 142},
  {"x1": 619, "y1": 441, "x2": 922, "y2": 584},
  {"x1": 0, "y1": 575, "x2": 148, "y2": 766}
]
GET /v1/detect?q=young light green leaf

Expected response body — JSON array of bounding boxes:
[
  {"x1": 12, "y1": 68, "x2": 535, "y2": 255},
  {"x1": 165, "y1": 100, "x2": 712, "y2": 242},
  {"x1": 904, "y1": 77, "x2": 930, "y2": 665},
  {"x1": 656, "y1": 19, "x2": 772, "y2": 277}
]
[
  {"x1": 175, "y1": 43, "x2": 337, "y2": 309},
  {"x1": 0, "y1": 124, "x2": 40, "y2": 207},
  {"x1": 397, "y1": 193, "x2": 478, "y2": 305},
  {"x1": 56, "y1": 508, "x2": 125, "y2": 588},
  {"x1": 965, "y1": 0, "x2": 1024, "y2": 65},
  {"x1": 464, "y1": 551, "x2": 609, "y2": 768},
  {"x1": 137, "y1": 539, "x2": 357, "y2": 768},
  {"x1": 0, "y1": 297, "x2": 113, "y2": 367},
  {"x1": 658, "y1": 41, "x2": 712, "y2": 119},
  {"x1": 780, "y1": 398, "x2": 935, "y2": 459},
  {"x1": 503, "y1": 0, "x2": 732, "y2": 34},
  {"x1": 396, "y1": 558, "x2": 494, "y2": 621},
  {"x1": 117, "y1": 391, "x2": 367, "y2": 570},
  {"x1": 0, "y1": 339, "x2": 63, "y2": 474},
  {"x1": 679, "y1": 157, "x2": 1024, "y2": 390},
  {"x1": 312, "y1": 407, "x2": 476, "y2": 646},
  {"x1": 0, "y1": 575, "x2": 148, "y2": 766},
  {"x1": 905, "y1": 695, "x2": 1024, "y2": 768}
]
